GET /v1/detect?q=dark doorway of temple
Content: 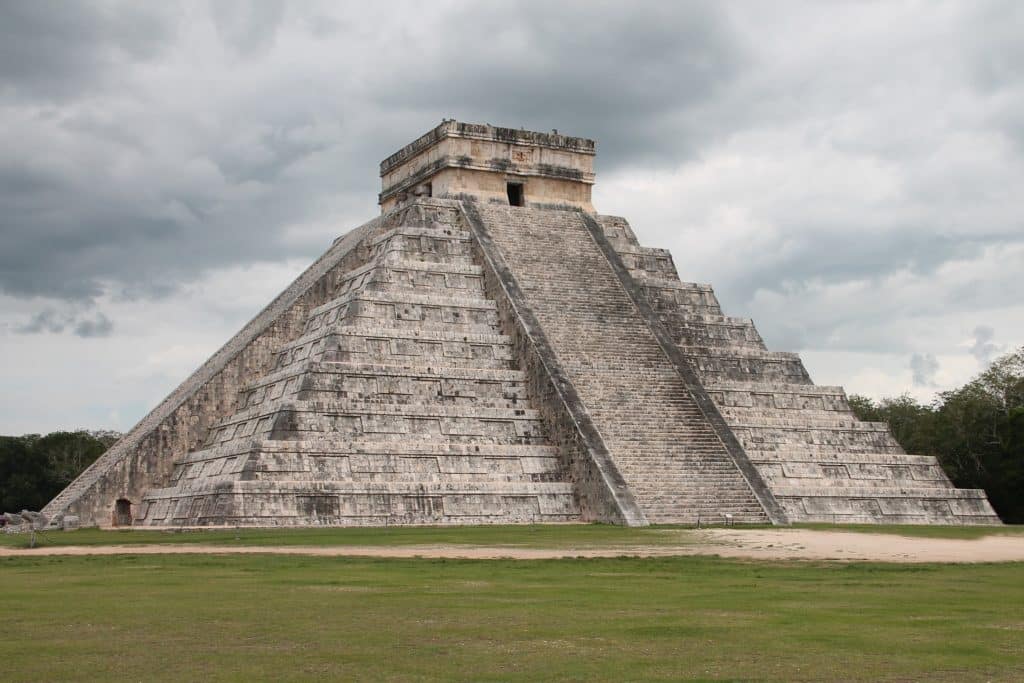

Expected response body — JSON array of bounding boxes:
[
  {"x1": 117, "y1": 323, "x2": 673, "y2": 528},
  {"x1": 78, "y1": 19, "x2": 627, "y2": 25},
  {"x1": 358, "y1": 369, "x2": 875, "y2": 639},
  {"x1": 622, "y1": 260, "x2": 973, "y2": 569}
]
[
  {"x1": 113, "y1": 499, "x2": 132, "y2": 526},
  {"x1": 506, "y1": 182, "x2": 524, "y2": 206}
]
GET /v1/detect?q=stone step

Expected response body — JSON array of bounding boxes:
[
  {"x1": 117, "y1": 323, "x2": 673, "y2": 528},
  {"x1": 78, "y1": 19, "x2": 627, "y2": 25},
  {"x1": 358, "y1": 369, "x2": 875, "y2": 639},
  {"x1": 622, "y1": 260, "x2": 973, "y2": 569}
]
[
  {"x1": 718, "y1": 408, "x2": 871, "y2": 428},
  {"x1": 747, "y1": 450, "x2": 933, "y2": 465},
  {"x1": 368, "y1": 225, "x2": 473, "y2": 247},
  {"x1": 291, "y1": 392, "x2": 531, "y2": 411},
  {"x1": 645, "y1": 514, "x2": 765, "y2": 524},
  {"x1": 612, "y1": 251, "x2": 679, "y2": 281},
  {"x1": 641, "y1": 500, "x2": 765, "y2": 510},
  {"x1": 210, "y1": 398, "x2": 544, "y2": 433},
  {"x1": 177, "y1": 439, "x2": 559, "y2": 463},
  {"x1": 374, "y1": 237, "x2": 476, "y2": 265},
  {"x1": 309, "y1": 286, "x2": 498, "y2": 320},
  {"x1": 379, "y1": 257, "x2": 483, "y2": 277},
  {"x1": 737, "y1": 431, "x2": 902, "y2": 452},
  {"x1": 325, "y1": 260, "x2": 486, "y2": 308},
  {"x1": 136, "y1": 480, "x2": 579, "y2": 527},
  {"x1": 630, "y1": 491, "x2": 762, "y2": 502},
  {"x1": 707, "y1": 382, "x2": 849, "y2": 411},
  {"x1": 772, "y1": 485, "x2": 991, "y2": 499},
  {"x1": 639, "y1": 288, "x2": 722, "y2": 315},
  {"x1": 281, "y1": 324, "x2": 511, "y2": 359},
  {"x1": 759, "y1": 474, "x2": 952, "y2": 489},
  {"x1": 678, "y1": 346, "x2": 806, "y2": 363},
  {"x1": 312, "y1": 316, "x2": 500, "y2": 337},
  {"x1": 174, "y1": 468, "x2": 566, "y2": 485},
  {"x1": 705, "y1": 380, "x2": 847, "y2": 395},
  {"x1": 622, "y1": 465, "x2": 750, "y2": 473},
  {"x1": 745, "y1": 444, "x2": 905, "y2": 457},
  {"x1": 732, "y1": 419, "x2": 892, "y2": 432},
  {"x1": 145, "y1": 482, "x2": 579, "y2": 501},
  {"x1": 776, "y1": 487, "x2": 1000, "y2": 523},
  {"x1": 242, "y1": 361, "x2": 527, "y2": 395},
  {"x1": 280, "y1": 306, "x2": 502, "y2": 371},
  {"x1": 674, "y1": 334, "x2": 765, "y2": 351}
]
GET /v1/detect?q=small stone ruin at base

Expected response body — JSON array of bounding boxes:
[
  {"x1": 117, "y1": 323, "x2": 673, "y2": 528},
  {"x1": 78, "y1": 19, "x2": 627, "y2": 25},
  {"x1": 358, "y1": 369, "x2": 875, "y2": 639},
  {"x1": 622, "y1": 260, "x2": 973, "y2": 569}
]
[{"x1": 43, "y1": 121, "x2": 1000, "y2": 528}]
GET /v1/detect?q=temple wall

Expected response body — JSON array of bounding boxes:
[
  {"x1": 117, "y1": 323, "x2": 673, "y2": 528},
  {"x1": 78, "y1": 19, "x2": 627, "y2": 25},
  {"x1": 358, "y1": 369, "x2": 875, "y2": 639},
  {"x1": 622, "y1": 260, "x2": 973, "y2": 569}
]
[{"x1": 380, "y1": 121, "x2": 595, "y2": 212}]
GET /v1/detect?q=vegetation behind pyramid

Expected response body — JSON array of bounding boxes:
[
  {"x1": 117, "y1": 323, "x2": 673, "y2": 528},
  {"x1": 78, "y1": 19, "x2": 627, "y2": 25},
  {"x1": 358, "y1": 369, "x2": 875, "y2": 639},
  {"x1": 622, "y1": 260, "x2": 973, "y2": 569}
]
[{"x1": 44, "y1": 121, "x2": 999, "y2": 527}]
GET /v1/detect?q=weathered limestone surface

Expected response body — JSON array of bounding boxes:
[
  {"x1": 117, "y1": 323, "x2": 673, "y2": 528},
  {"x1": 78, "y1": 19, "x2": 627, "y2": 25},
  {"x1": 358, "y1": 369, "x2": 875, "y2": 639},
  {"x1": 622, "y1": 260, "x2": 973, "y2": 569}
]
[
  {"x1": 42, "y1": 217, "x2": 381, "y2": 527},
  {"x1": 472, "y1": 204, "x2": 773, "y2": 524},
  {"x1": 380, "y1": 121, "x2": 596, "y2": 213},
  {"x1": 45, "y1": 120, "x2": 1000, "y2": 527},
  {"x1": 134, "y1": 202, "x2": 580, "y2": 526},
  {"x1": 595, "y1": 215, "x2": 1000, "y2": 524},
  {"x1": 462, "y1": 201, "x2": 645, "y2": 525}
]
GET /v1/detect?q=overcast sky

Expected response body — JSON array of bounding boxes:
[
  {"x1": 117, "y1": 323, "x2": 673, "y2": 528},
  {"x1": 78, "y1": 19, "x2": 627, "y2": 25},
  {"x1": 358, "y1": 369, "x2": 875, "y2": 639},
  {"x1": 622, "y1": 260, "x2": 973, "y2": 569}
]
[{"x1": 1, "y1": 0, "x2": 1021, "y2": 434}]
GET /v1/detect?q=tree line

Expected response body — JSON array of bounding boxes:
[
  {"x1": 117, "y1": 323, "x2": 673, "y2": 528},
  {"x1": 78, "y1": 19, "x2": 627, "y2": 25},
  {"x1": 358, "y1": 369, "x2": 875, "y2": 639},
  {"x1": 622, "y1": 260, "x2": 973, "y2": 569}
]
[
  {"x1": 0, "y1": 430, "x2": 119, "y2": 514},
  {"x1": 848, "y1": 346, "x2": 1023, "y2": 523}
]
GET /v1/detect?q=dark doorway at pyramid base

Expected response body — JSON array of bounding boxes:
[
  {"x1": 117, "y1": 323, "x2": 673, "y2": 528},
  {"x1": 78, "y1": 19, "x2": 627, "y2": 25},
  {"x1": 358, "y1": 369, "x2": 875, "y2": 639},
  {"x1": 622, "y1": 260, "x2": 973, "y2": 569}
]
[{"x1": 113, "y1": 498, "x2": 132, "y2": 527}]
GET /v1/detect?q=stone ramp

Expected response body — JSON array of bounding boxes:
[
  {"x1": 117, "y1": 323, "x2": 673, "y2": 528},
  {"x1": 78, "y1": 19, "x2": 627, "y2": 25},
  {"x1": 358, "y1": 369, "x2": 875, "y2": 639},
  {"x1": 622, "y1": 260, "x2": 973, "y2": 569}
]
[
  {"x1": 473, "y1": 204, "x2": 772, "y2": 525},
  {"x1": 595, "y1": 214, "x2": 1000, "y2": 525}
]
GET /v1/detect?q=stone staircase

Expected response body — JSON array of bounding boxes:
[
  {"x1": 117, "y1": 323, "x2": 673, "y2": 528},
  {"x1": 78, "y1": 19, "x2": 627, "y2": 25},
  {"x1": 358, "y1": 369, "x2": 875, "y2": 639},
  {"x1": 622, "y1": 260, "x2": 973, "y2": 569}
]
[
  {"x1": 475, "y1": 204, "x2": 770, "y2": 524},
  {"x1": 596, "y1": 214, "x2": 1000, "y2": 524},
  {"x1": 135, "y1": 210, "x2": 578, "y2": 526}
]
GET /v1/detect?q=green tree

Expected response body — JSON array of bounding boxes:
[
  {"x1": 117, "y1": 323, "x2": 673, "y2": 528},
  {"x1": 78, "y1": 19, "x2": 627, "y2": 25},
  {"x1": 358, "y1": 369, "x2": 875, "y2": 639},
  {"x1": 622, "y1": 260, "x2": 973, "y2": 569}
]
[
  {"x1": 0, "y1": 430, "x2": 115, "y2": 514},
  {"x1": 846, "y1": 394, "x2": 879, "y2": 421},
  {"x1": 936, "y1": 348, "x2": 1024, "y2": 521},
  {"x1": 0, "y1": 435, "x2": 52, "y2": 512},
  {"x1": 35, "y1": 431, "x2": 109, "y2": 489},
  {"x1": 850, "y1": 346, "x2": 1024, "y2": 523}
]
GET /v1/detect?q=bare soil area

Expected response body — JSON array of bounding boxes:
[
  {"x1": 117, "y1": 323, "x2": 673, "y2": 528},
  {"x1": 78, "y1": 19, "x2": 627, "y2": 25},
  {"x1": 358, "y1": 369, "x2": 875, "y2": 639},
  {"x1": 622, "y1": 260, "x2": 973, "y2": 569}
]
[{"x1": 3, "y1": 528, "x2": 1023, "y2": 562}]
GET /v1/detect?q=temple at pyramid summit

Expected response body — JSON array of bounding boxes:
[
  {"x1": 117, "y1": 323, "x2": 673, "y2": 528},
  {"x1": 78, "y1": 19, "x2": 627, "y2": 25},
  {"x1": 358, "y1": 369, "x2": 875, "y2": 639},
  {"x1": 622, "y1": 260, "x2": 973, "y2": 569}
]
[{"x1": 44, "y1": 120, "x2": 1000, "y2": 528}]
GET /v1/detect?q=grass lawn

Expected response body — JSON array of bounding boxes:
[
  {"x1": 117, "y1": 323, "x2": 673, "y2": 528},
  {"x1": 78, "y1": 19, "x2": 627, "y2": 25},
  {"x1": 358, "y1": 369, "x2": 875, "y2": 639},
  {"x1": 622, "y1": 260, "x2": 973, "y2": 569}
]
[
  {"x1": 1, "y1": 554, "x2": 1022, "y2": 681},
  {"x1": 3, "y1": 522, "x2": 1021, "y2": 550},
  {"x1": 0, "y1": 523, "x2": 707, "y2": 549}
]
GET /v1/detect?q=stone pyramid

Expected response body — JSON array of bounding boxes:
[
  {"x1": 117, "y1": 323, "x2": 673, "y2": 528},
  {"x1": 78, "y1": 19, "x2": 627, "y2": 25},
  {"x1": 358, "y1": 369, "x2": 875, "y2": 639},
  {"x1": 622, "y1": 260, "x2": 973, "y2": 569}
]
[{"x1": 44, "y1": 121, "x2": 1000, "y2": 527}]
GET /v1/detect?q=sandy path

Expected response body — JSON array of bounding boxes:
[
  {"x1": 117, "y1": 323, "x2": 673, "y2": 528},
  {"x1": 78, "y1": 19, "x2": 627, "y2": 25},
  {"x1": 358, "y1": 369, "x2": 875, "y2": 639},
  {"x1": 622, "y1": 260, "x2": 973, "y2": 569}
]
[
  {"x1": 2, "y1": 529, "x2": 1023, "y2": 563},
  {"x1": 693, "y1": 528, "x2": 1024, "y2": 563}
]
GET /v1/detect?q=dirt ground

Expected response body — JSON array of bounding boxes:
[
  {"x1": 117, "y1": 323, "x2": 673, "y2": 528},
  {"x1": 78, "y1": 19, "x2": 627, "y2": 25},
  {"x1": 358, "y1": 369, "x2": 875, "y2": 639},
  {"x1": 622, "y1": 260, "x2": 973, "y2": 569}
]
[{"x1": 3, "y1": 528, "x2": 1024, "y2": 563}]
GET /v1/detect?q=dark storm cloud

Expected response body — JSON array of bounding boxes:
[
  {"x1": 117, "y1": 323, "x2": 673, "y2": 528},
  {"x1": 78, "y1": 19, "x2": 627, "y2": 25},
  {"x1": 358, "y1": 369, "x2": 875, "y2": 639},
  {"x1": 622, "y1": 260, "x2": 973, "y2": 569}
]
[
  {"x1": 371, "y1": 1, "x2": 746, "y2": 169},
  {"x1": 15, "y1": 308, "x2": 113, "y2": 338},
  {"x1": 0, "y1": 0, "x2": 1022, "y2": 363},
  {"x1": 0, "y1": 1, "x2": 177, "y2": 101},
  {"x1": 73, "y1": 312, "x2": 114, "y2": 338},
  {"x1": 0, "y1": 0, "x2": 746, "y2": 307}
]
